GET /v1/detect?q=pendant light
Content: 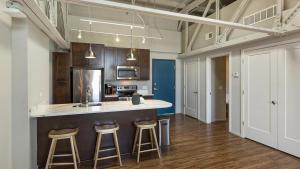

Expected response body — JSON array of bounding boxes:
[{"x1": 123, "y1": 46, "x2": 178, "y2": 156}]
[
  {"x1": 127, "y1": 6, "x2": 136, "y2": 61},
  {"x1": 127, "y1": 26, "x2": 136, "y2": 61},
  {"x1": 85, "y1": 6, "x2": 96, "y2": 59}
]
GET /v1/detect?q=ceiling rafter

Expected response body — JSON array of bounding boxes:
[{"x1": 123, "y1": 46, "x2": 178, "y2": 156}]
[
  {"x1": 219, "y1": 0, "x2": 250, "y2": 42},
  {"x1": 187, "y1": 0, "x2": 215, "y2": 51},
  {"x1": 177, "y1": 0, "x2": 207, "y2": 31},
  {"x1": 66, "y1": 0, "x2": 282, "y2": 35}
]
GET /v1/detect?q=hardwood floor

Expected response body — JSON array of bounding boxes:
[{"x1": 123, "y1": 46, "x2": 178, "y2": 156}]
[{"x1": 53, "y1": 114, "x2": 300, "y2": 169}]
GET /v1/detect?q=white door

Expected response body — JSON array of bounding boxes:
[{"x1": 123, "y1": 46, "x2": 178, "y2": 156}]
[
  {"x1": 278, "y1": 45, "x2": 300, "y2": 157},
  {"x1": 243, "y1": 48, "x2": 278, "y2": 148},
  {"x1": 184, "y1": 59, "x2": 198, "y2": 119}
]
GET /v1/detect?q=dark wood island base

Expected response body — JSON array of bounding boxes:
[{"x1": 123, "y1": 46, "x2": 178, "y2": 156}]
[{"x1": 37, "y1": 109, "x2": 157, "y2": 168}]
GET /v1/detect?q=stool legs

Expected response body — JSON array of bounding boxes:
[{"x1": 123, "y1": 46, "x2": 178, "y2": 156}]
[
  {"x1": 132, "y1": 128, "x2": 139, "y2": 154},
  {"x1": 132, "y1": 126, "x2": 161, "y2": 163},
  {"x1": 70, "y1": 136, "x2": 78, "y2": 169},
  {"x1": 137, "y1": 128, "x2": 143, "y2": 163},
  {"x1": 93, "y1": 133, "x2": 102, "y2": 169},
  {"x1": 113, "y1": 131, "x2": 123, "y2": 166},
  {"x1": 151, "y1": 128, "x2": 161, "y2": 159},
  {"x1": 94, "y1": 132, "x2": 122, "y2": 169},
  {"x1": 45, "y1": 139, "x2": 56, "y2": 169},
  {"x1": 73, "y1": 136, "x2": 81, "y2": 163}
]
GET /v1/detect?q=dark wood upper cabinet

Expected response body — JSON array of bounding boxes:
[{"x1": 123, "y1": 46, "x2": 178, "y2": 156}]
[
  {"x1": 104, "y1": 47, "x2": 117, "y2": 81},
  {"x1": 52, "y1": 52, "x2": 72, "y2": 104},
  {"x1": 71, "y1": 42, "x2": 104, "y2": 67},
  {"x1": 139, "y1": 49, "x2": 150, "y2": 80}
]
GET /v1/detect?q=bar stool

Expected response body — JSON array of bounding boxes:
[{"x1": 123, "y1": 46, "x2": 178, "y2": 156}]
[
  {"x1": 93, "y1": 122, "x2": 122, "y2": 169},
  {"x1": 45, "y1": 128, "x2": 80, "y2": 169},
  {"x1": 132, "y1": 120, "x2": 161, "y2": 163}
]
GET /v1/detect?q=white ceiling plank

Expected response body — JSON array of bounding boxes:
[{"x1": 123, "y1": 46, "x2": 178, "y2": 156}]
[
  {"x1": 219, "y1": 0, "x2": 250, "y2": 42},
  {"x1": 66, "y1": 0, "x2": 281, "y2": 34},
  {"x1": 187, "y1": 0, "x2": 214, "y2": 51}
]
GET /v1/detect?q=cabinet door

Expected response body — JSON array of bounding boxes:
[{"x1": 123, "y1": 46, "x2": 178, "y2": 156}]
[
  {"x1": 278, "y1": 45, "x2": 300, "y2": 157},
  {"x1": 71, "y1": 42, "x2": 89, "y2": 67},
  {"x1": 116, "y1": 48, "x2": 139, "y2": 66},
  {"x1": 243, "y1": 48, "x2": 278, "y2": 148},
  {"x1": 139, "y1": 49, "x2": 150, "y2": 80},
  {"x1": 71, "y1": 43, "x2": 104, "y2": 67},
  {"x1": 88, "y1": 44, "x2": 105, "y2": 67},
  {"x1": 52, "y1": 52, "x2": 72, "y2": 104},
  {"x1": 104, "y1": 47, "x2": 117, "y2": 81}
]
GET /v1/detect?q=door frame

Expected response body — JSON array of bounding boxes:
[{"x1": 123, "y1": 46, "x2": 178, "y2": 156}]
[
  {"x1": 206, "y1": 52, "x2": 233, "y2": 132},
  {"x1": 152, "y1": 58, "x2": 176, "y2": 114}
]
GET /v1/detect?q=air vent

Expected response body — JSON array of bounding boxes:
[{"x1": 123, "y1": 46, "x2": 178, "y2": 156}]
[
  {"x1": 244, "y1": 5, "x2": 277, "y2": 25},
  {"x1": 205, "y1": 32, "x2": 214, "y2": 40}
]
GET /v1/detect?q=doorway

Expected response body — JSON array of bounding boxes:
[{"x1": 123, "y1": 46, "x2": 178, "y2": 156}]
[
  {"x1": 207, "y1": 55, "x2": 229, "y2": 126},
  {"x1": 152, "y1": 59, "x2": 176, "y2": 116}
]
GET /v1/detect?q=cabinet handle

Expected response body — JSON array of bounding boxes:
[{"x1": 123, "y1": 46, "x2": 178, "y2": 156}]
[{"x1": 154, "y1": 88, "x2": 159, "y2": 91}]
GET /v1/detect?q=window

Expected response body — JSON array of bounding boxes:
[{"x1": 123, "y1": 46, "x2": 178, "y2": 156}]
[{"x1": 243, "y1": 5, "x2": 277, "y2": 25}]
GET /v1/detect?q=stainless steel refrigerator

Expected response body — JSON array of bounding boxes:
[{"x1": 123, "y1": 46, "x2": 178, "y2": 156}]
[{"x1": 72, "y1": 67, "x2": 104, "y2": 103}]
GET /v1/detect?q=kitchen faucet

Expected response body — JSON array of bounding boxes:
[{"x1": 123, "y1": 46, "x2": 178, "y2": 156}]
[{"x1": 85, "y1": 87, "x2": 92, "y2": 105}]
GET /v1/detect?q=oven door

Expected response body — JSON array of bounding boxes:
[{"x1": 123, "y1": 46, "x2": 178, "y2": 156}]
[{"x1": 117, "y1": 66, "x2": 140, "y2": 80}]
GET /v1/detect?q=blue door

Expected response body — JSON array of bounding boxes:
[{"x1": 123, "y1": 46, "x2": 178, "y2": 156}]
[{"x1": 152, "y1": 59, "x2": 175, "y2": 116}]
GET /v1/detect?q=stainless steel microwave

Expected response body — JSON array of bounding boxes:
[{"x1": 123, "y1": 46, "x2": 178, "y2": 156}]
[{"x1": 116, "y1": 66, "x2": 140, "y2": 80}]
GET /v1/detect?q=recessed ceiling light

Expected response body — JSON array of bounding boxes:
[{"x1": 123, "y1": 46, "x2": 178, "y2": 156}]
[
  {"x1": 116, "y1": 34, "x2": 120, "y2": 42},
  {"x1": 77, "y1": 30, "x2": 82, "y2": 39}
]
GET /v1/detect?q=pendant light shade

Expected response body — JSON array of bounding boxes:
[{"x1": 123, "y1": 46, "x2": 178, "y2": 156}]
[
  {"x1": 127, "y1": 49, "x2": 136, "y2": 61},
  {"x1": 85, "y1": 6, "x2": 96, "y2": 59},
  {"x1": 85, "y1": 45, "x2": 96, "y2": 59}
]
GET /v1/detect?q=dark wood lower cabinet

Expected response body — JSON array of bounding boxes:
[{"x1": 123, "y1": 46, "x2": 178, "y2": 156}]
[{"x1": 37, "y1": 109, "x2": 157, "y2": 168}]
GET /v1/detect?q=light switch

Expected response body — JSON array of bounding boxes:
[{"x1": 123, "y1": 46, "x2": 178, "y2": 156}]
[{"x1": 232, "y1": 72, "x2": 239, "y2": 78}]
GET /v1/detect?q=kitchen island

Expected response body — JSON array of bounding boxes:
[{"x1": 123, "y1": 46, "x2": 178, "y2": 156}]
[{"x1": 31, "y1": 100, "x2": 172, "y2": 168}]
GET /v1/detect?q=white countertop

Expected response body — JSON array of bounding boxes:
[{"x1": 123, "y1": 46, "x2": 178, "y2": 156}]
[
  {"x1": 104, "y1": 94, "x2": 154, "y2": 98},
  {"x1": 30, "y1": 100, "x2": 172, "y2": 118}
]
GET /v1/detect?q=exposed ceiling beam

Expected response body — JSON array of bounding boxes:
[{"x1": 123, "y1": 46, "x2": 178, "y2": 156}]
[
  {"x1": 66, "y1": 0, "x2": 282, "y2": 35},
  {"x1": 177, "y1": 0, "x2": 207, "y2": 30},
  {"x1": 219, "y1": 0, "x2": 250, "y2": 42},
  {"x1": 187, "y1": 0, "x2": 214, "y2": 51},
  {"x1": 215, "y1": 0, "x2": 220, "y2": 44},
  {"x1": 283, "y1": 0, "x2": 300, "y2": 25}
]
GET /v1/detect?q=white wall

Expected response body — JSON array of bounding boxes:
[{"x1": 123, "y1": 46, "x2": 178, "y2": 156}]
[
  {"x1": 0, "y1": 11, "x2": 12, "y2": 169},
  {"x1": 11, "y1": 18, "x2": 51, "y2": 169}
]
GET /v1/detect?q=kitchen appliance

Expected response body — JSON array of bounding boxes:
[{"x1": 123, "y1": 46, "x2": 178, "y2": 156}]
[
  {"x1": 132, "y1": 93, "x2": 140, "y2": 105},
  {"x1": 116, "y1": 66, "x2": 140, "y2": 80},
  {"x1": 116, "y1": 85, "x2": 137, "y2": 100},
  {"x1": 72, "y1": 67, "x2": 104, "y2": 103},
  {"x1": 105, "y1": 83, "x2": 116, "y2": 95}
]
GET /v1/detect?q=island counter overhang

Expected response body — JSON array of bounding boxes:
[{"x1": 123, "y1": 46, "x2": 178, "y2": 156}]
[{"x1": 31, "y1": 100, "x2": 172, "y2": 168}]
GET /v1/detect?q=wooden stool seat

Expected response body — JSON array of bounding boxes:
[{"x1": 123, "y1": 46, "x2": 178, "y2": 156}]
[
  {"x1": 48, "y1": 128, "x2": 78, "y2": 139},
  {"x1": 45, "y1": 128, "x2": 80, "y2": 169},
  {"x1": 132, "y1": 120, "x2": 161, "y2": 163},
  {"x1": 95, "y1": 123, "x2": 119, "y2": 134},
  {"x1": 135, "y1": 120, "x2": 156, "y2": 128},
  {"x1": 93, "y1": 122, "x2": 122, "y2": 169}
]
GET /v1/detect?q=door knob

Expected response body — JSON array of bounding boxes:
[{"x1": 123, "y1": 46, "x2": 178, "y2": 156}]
[
  {"x1": 193, "y1": 91, "x2": 198, "y2": 94},
  {"x1": 271, "y1": 101, "x2": 277, "y2": 105}
]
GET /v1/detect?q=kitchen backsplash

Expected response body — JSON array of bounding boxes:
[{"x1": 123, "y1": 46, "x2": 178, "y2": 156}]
[{"x1": 107, "y1": 80, "x2": 152, "y2": 94}]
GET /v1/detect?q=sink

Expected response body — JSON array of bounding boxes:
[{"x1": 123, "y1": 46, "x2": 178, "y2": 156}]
[{"x1": 73, "y1": 102, "x2": 102, "y2": 108}]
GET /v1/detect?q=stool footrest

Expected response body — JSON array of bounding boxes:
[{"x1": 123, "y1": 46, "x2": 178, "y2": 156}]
[
  {"x1": 138, "y1": 142, "x2": 152, "y2": 146},
  {"x1": 99, "y1": 147, "x2": 116, "y2": 152},
  {"x1": 50, "y1": 162, "x2": 74, "y2": 166},
  {"x1": 98, "y1": 155, "x2": 118, "y2": 160},
  {"x1": 140, "y1": 148, "x2": 158, "y2": 153},
  {"x1": 53, "y1": 154, "x2": 72, "y2": 157}
]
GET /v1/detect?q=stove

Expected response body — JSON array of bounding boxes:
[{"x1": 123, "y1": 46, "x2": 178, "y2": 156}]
[{"x1": 116, "y1": 85, "x2": 138, "y2": 100}]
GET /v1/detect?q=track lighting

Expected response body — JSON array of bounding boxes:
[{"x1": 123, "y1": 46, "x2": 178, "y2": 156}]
[
  {"x1": 77, "y1": 30, "x2": 82, "y2": 39},
  {"x1": 116, "y1": 34, "x2": 120, "y2": 42}
]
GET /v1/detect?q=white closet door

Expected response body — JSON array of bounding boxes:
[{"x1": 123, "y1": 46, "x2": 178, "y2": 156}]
[
  {"x1": 243, "y1": 49, "x2": 278, "y2": 148},
  {"x1": 278, "y1": 45, "x2": 300, "y2": 157},
  {"x1": 185, "y1": 59, "x2": 198, "y2": 119}
]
